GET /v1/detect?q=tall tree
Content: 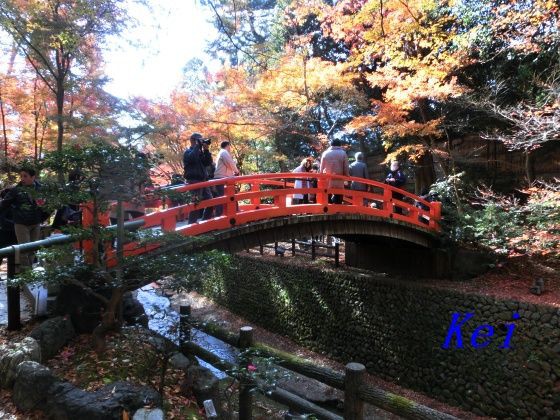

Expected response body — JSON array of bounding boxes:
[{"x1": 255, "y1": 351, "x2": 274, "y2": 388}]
[
  {"x1": 203, "y1": 0, "x2": 282, "y2": 68},
  {"x1": 0, "y1": 0, "x2": 131, "y2": 153}
]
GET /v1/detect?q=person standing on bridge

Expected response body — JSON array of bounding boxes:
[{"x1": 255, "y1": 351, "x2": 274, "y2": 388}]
[
  {"x1": 292, "y1": 157, "x2": 313, "y2": 205},
  {"x1": 385, "y1": 160, "x2": 407, "y2": 215},
  {"x1": 213, "y1": 141, "x2": 239, "y2": 217},
  {"x1": 320, "y1": 139, "x2": 349, "y2": 204},
  {"x1": 183, "y1": 133, "x2": 214, "y2": 223},
  {"x1": 349, "y1": 152, "x2": 369, "y2": 206}
]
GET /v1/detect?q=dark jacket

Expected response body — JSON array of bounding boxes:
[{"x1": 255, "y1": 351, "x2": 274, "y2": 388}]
[
  {"x1": 0, "y1": 182, "x2": 48, "y2": 226},
  {"x1": 385, "y1": 170, "x2": 406, "y2": 188},
  {"x1": 183, "y1": 145, "x2": 213, "y2": 182},
  {"x1": 0, "y1": 203, "x2": 17, "y2": 249},
  {"x1": 0, "y1": 188, "x2": 15, "y2": 232}
]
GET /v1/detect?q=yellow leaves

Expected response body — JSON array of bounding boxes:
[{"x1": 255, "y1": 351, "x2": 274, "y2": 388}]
[
  {"x1": 287, "y1": 0, "x2": 329, "y2": 26},
  {"x1": 255, "y1": 52, "x2": 359, "y2": 112},
  {"x1": 345, "y1": 101, "x2": 443, "y2": 141},
  {"x1": 386, "y1": 144, "x2": 429, "y2": 164}
]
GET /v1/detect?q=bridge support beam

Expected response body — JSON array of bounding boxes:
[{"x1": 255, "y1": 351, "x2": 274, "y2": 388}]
[
  {"x1": 344, "y1": 239, "x2": 497, "y2": 280},
  {"x1": 344, "y1": 238, "x2": 449, "y2": 278}
]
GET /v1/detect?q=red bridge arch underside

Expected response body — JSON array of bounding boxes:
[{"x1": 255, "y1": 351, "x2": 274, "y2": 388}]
[{"x1": 90, "y1": 173, "x2": 441, "y2": 267}]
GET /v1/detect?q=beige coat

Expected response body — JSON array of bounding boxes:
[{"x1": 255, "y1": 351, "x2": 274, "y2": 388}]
[
  {"x1": 292, "y1": 164, "x2": 310, "y2": 200},
  {"x1": 320, "y1": 146, "x2": 349, "y2": 189},
  {"x1": 214, "y1": 148, "x2": 239, "y2": 178}
]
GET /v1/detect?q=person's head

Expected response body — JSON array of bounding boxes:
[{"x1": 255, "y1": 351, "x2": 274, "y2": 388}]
[
  {"x1": 68, "y1": 169, "x2": 83, "y2": 183},
  {"x1": 390, "y1": 160, "x2": 400, "y2": 171},
  {"x1": 355, "y1": 152, "x2": 364, "y2": 162},
  {"x1": 220, "y1": 141, "x2": 231, "y2": 151},
  {"x1": 331, "y1": 139, "x2": 342, "y2": 147},
  {"x1": 190, "y1": 132, "x2": 204, "y2": 146},
  {"x1": 19, "y1": 168, "x2": 36, "y2": 186},
  {"x1": 301, "y1": 157, "x2": 313, "y2": 171}
]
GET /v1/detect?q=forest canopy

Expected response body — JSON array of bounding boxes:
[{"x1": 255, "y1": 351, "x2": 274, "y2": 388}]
[{"x1": 1, "y1": 0, "x2": 558, "y2": 192}]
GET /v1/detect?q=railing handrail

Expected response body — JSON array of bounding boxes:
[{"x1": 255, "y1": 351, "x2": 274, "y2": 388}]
[
  {"x1": 154, "y1": 172, "x2": 435, "y2": 208},
  {"x1": 0, "y1": 219, "x2": 145, "y2": 257}
]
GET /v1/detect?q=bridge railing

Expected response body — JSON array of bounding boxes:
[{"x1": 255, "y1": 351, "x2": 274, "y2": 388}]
[
  {"x1": 137, "y1": 172, "x2": 441, "y2": 234},
  {"x1": 100, "y1": 172, "x2": 440, "y2": 267}
]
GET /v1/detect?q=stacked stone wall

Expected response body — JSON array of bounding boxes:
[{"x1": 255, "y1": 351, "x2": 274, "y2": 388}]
[{"x1": 195, "y1": 255, "x2": 560, "y2": 418}]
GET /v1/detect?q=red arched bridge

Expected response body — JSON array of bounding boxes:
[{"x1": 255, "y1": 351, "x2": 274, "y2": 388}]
[
  {"x1": 1, "y1": 172, "x2": 442, "y2": 329},
  {"x1": 90, "y1": 173, "x2": 441, "y2": 266}
]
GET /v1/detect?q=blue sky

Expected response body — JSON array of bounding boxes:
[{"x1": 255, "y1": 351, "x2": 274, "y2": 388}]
[{"x1": 104, "y1": 0, "x2": 218, "y2": 101}]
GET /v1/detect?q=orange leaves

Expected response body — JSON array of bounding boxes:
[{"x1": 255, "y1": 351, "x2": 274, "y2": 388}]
[
  {"x1": 367, "y1": 68, "x2": 464, "y2": 109},
  {"x1": 256, "y1": 52, "x2": 360, "y2": 112},
  {"x1": 346, "y1": 101, "x2": 443, "y2": 140},
  {"x1": 283, "y1": 0, "x2": 468, "y2": 145}
]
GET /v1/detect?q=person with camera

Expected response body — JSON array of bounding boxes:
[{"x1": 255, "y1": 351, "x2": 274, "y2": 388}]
[{"x1": 183, "y1": 132, "x2": 214, "y2": 223}]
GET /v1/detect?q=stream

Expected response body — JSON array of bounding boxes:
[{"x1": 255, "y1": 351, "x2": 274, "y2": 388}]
[
  {"x1": 135, "y1": 284, "x2": 400, "y2": 419},
  {"x1": 136, "y1": 284, "x2": 237, "y2": 379}
]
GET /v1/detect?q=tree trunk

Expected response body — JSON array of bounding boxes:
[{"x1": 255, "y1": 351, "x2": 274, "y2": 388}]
[
  {"x1": 525, "y1": 150, "x2": 535, "y2": 185},
  {"x1": 33, "y1": 80, "x2": 41, "y2": 162},
  {"x1": 0, "y1": 83, "x2": 8, "y2": 160},
  {"x1": 56, "y1": 79, "x2": 65, "y2": 153},
  {"x1": 92, "y1": 287, "x2": 125, "y2": 354},
  {"x1": 414, "y1": 151, "x2": 436, "y2": 195},
  {"x1": 39, "y1": 112, "x2": 47, "y2": 161}
]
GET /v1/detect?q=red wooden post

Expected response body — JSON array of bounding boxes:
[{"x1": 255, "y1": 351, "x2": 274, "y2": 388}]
[
  {"x1": 429, "y1": 201, "x2": 442, "y2": 231},
  {"x1": 225, "y1": 179, "x2": 237, "y2": 221},
  {"x1": 250, "y1": 182, "x2": 260, "y2": 207},
  {"x1": 161, "y1": 212, "x2": 177, "y2": 232},
  {"x1": 383, "y1": 187, "x2": 393, "y2": 215},
  {"x1": 317, "y1": 177, "x2": 328, "y2": 206}
]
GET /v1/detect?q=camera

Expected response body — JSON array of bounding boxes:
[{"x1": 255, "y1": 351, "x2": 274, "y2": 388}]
[{"x1": 202, "y1": 138, "x2": 212, "y2": 145}]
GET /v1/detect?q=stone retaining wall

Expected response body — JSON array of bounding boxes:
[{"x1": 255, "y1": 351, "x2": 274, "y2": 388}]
[{"x1": 195, "y1": 255, "x2": 560, "y2": 418}]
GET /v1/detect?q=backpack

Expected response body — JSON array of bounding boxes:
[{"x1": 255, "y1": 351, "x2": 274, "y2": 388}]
[{"x1": 52, "y1": 205, "x2": 82, "y2": 228}]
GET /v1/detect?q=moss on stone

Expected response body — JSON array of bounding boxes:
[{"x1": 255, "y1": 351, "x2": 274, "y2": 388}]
[{"x1": 192, "y1": 255, "x2": 559, "y2": 418}]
